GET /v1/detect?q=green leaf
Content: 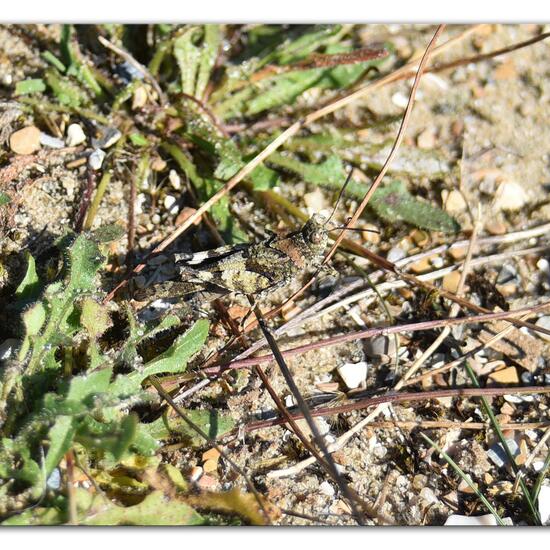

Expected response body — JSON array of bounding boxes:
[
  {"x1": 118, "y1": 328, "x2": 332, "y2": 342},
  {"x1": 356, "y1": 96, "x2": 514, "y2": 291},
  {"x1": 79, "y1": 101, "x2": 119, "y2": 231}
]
[
  {"x1": 195, "y1": 24, "x2": 222, "y2": 99},
  {"x1": 129, "y1": 132, "x2": 150, "y2": 146},
  {"x1": 112, "y1": 319, "x2": 209, "y2": 396},
  {"x1": 174, "y1": 27, "x2": 202, "y2": 95},
  {"x1": 143, "y1": 408, "x2": 235, "y2": 447},
  {"x1": 269, "y1": 152, "x2": 345, "y2": 185},
  {"x1": 45, "y1": 69, "x2": 88, "y2": 108},
  {"x1": 79, "y1": 489, "x2": 203, "y2": 525},
  {"x1": 368, "y1": 180, "x2": 460, "y2": 233},
  {"x1": 44, "y1": 415, "x2": 76, "y2": 475},
  {"x1": 15, "y1": 252, "x2": 40, "y2": 301},
  {"x1": 15, "y1": 78, "x2": 46, "y2": 95}
]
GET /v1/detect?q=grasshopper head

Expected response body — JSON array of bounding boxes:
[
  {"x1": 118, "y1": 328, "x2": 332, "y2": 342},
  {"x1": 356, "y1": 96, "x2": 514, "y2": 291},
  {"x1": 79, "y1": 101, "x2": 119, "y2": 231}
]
[{"x1": 301, "y1": 214, "x2": 329, "y2": 258}]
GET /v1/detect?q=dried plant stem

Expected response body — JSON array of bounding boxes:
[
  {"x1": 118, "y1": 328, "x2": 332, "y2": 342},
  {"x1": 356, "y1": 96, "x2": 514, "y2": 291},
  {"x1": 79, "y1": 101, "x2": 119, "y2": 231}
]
[{"x1": 205, "y1": 300, "x2": 550, "y2": 376}]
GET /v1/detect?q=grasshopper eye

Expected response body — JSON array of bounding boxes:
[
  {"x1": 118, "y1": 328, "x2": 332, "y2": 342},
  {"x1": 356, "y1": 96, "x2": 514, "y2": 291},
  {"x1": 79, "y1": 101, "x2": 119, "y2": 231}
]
[{"x1": 310, "y1": 231, "x2": 323, "y2": 244}]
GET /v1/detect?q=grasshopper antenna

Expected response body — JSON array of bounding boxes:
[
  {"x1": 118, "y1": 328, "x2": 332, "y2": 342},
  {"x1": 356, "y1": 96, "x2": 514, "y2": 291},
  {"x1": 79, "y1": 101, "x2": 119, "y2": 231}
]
[{"x1": 324, "y1": 167, "x2": 354, "y2": 227}]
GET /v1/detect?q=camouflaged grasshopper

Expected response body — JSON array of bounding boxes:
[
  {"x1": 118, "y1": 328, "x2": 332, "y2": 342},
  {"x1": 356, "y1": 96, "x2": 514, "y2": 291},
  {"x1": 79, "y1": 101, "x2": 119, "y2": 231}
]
[{"x1": 134, "y1": 214, "x2": 333, "y2": 304}]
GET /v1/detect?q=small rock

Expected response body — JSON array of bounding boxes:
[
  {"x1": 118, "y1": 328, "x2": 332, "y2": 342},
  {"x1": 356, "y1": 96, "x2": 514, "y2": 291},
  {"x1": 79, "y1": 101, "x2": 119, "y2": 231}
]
[
  {"x1": 366, "y1": 335, "x2": 398, "y2": 359},
  {"x1": 151, "y1": 157, "x2": 167, "y2": 172},
  {"x1": 361, "y1": 223, "x2": 380, "y2": 245},
  {"x1": 169, "y1": 169, "x2": 181, "y2": 190},
  {"x1": 319, "y1": 481, "x2": 335, "y2": 497},
  {"x1": 410, "y1": 257, "x2": 431, "y2": 274},
  {"x1": 419, "y1": 487, "x2": 438, "y2": 505},
  {"x1": 197, "y1": 474, "x2": 218, "y2": 490},
  {"x1": 40, "y1": 133, "x2": 64, "y2": 148},
  {"x1": 485, "y1": 219, "x2": 507, "y2": 236},
  {"x1": 202, "y1": 448, "x2": 220, "y2": 462},
  {"x1": 442, "y1": 189, "x2": 467, "y2": 213},
  {"x1": 417, "y1": 128, "x2": 436, "y2": 150},
  {"x1": 535, "y1": 316, "x2": 550, "y2": 343},
  {"x1": 442, "y1": 270, "x2": 461, "y2": 293},
  {"x1": 203, "y1": 459, "x2": 218, "y2": 473},
  {"x1": 337, "y1": 361, "x2": 368, "y2": 390},
  {"x1": 304, "y1": 188, "x2": 326, "y2": 213},
  {"x1": 0, "y1": 339, "x2": 20, "y2": 360},
  {"x1": 496, "y1": 264, "x2": 517, "y2": 285},
  {"x1": 132, "y1": 86, "x2": 148, "y2": 109},
  {"x1": 444, "y1": 514, "x2": 498, "y2": 526},
  {"x1": 413, "y1": 474, "x2": 428, "y2": 491},
  {"x1": 521, "y1": 371, "x2": 534, "y2": 385},
  {"x1": 538, "y1": 485, "x2": 550, "y2": 525},
  {"x1": 537, "y1": 258, "x2": 549, "y2": 273},
  {"x1": 163, "y1": 195, "x2": 179, "y2": 213},
  {"x1": 487, "y1": 438, "x2": 519, "y2": 468},
  {"x1": 411, "y1": 229, "x2": 429, "y2": 247},
  {"x1": 10, "y1": 126, "x2": 41, "y2": 155},
  {"x1": 88, "y1": 148, "x2": 106, "y2": 170},
  {"x1": 189, "y1": 466, "x2": 203, "y2": 481},
  {"x1": 448, "y1": 246, "x2": 466, "y2": 261},
  {"x1": 457, "y1": 479, "x2": 476, "y2": 494},
  {"x1": 46, "y1": 468, "x2": 62, "y2": 490},
  {"x1": 391, "y1": 91, "x2": 408, "y2": 108},
  {"x1": 494, "y1": 181, "x2": 527, "y2": 211},
  {"x1": 487, "y1": 366, "x2": 519, "y2": 386},
  {"x1": 92, "y1": 126, "x2": 121, "y2": 149},
  {"x1": 387, "y1": 246, "x2": 406, "y2": 263},
  {"x1": 66, "y1": 123, "x2": 86, "y2": 146}
]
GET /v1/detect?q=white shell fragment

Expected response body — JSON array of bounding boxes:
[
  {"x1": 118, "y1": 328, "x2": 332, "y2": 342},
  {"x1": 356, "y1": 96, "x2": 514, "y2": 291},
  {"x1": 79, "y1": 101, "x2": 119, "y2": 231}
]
[
  {"x1": 88, "y1": 148, "x2": 106, "y2": 170},
  {"x1": 538, "y1": 485, "x2": 550, "y2": 525},
  {"x1": 66, "y1": 123, "x2": 87, "y2": 147},
  {"x1": 40, "y1": 133, "x2": 64, "y2": 149},
  {"x1": 444, "y1": 514, "x2": 497, "y2": 526},
  {"x1": 337, "y1": 361, "x2": 368, "y2": 390}
]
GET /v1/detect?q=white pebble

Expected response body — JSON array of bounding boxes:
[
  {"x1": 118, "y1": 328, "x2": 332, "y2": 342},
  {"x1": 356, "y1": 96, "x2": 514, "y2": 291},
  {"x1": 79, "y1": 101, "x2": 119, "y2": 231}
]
[
  {"x1": 387, "y1": 246, "x2": 406, "y2": 263},
  {"x1": 66, "y1": 123, "x2": 86, "y2": 147},
  {"x1": 319, "y1": 481, "x2": 335, "y2": 497},
  {"x1": 445, "y1": 514, "x2": 498, "y2": 526},
  {"x1": 392, "y1": 91, "x2": 409, "y2": 108},
  {"x1": 537, "y1": 258, "x2": 549, "y2": 273},
  {"x1": 538, "y1": 485, "x2": 550, "y2": 525},
  {"x1": 88, "y1": 149, "x2": 106, "y2": 170},
  {"x1": 0, "y1": 339, "x2": 20, "y2": 360},
  {"x1": 534, "y1": 316, "x2": 550, "y2": 343},
  {"x1": 163, "y1": 195, "x2": 179, "y2": 213},
  {"x1": 169, "y1": 169, "x2": 181, "y2": 190},
  {"x1": 494, "y1": 181, "x2": 528, "y2": 211},
  {"x1": 40, "y1": 133, "x2": 64, "y2": 149},
  {"x1": 337, "y1": 361, "x2": 368, "y2": 390}
]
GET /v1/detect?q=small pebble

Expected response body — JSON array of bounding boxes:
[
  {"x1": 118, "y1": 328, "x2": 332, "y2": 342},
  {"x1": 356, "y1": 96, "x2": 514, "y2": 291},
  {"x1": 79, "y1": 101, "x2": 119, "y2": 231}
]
[
  {"x1": 202, "y1": 448, "x2": 220, "y2": 462},
  {"x1": 66, "y1": 123, "x2": 86, "y2": 146},
  {"x1": 521, "y1": 371, "x2": 534, "y2": 385},
  {"x1": 151, "y1": 213, "x2": 161, "y2": 225},
  {"x1": 537, "y1": 258, "x2": 549, "y2": 273},
  {"x1": 457, "y1": 479, "x2": 476, "y2": 494},
  {"x1": 40, "y1": 133, "x2": 64, "y2": 149},
  {"x1": 534, "y1": 316, "x2": 550, "y2": 343},
  {"x1": 46, "y1": 468, "x2": 61, "y2": 490},
  {"x1": 442, "y1": 270, "x2": 461, "y2": 293},
  {"x1": 361, "y1": 223, "x2": 380, "y2": 245},
  {"x1": 151, "y1": 157, "x2": 167, "y2": 172},
  {"x1": 391, "y1": 91, "x2": 408, "y2": 108},
  {"x1": 387, "y1": 246, "x2": 406, "y2": 263},
  {"x1": 0, "y1": 339, "x2": 20, "y2": 360},
  {"x1": 88, "y1": 148, "x2": 106, "y2": 170},
  {"x1": 132, "y1": 86, "x2": 148, "y2": 109},
  {"x1": 163, "y1": 195, "x2": 179, "y2": 213},
  {"x1": 487, "y1": 366, "x2": 519, "y2": 386},
  {"x1": 487, "y1": 438, "x2": 519, "y2": 468},
  {"x1": 92, "y1": 126, "x2": 121, "y2": 149},
  {"x1": 169, "y1": 169, "x2": 181, "y2": 190},
  {"x1": 319, "y1": 481, "x2": 335, "y2": 497},
  {"x1": 366, "y1": 335, "x2": 398, "y2": 359},
  {"x1": 410, "y1": 257, "x2": 431, "y2": 274},
  {"x1": 485, "y1": 219, "x2": 507, "y2": 235},
  {"x1": 304, "y1": 188, "x2": 326, "y2": 213},
  {"x1": 10, "y1": 126, "x2": 41, "y2": 155},
  {"x1": 197, "y1": 474, "x2": 218, "y2": 490},
  {"x1": 189, "y1": 466, "x2": 203, "y2": 481},
  {"x1": 416, "y1": 128, "x2": 436, "y2": 150},
  {"x1": 444, "y1": 514, "x2": 498, "y2": 526},
  {"x1": 496, "y1": 264, "x2": 517, "y2": 285},
  {"x1": 442, "y1": 189, "x2": 467, "y2": 213},
  {"x1": 494, "y1": 181, "x2": 527, "y2": 211},
  {"x1": 337, "y1": 361, "x2": 368, "y2": 390},
  {"x1": 203, "y1": 459, "x2": 218, "y2": 473}
]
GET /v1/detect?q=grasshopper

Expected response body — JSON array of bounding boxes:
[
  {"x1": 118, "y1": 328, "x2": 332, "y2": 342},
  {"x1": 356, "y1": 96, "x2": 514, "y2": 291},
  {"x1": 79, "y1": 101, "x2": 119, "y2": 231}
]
[{"x1": 133, "y1": 214, "x2": 333, "y2": 304}]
